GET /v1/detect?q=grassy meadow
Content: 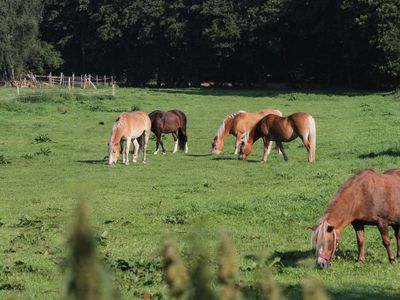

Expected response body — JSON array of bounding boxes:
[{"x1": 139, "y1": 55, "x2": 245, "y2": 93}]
[{"x1": 1, "y1": 87, "x2": 400, "y2": 299}]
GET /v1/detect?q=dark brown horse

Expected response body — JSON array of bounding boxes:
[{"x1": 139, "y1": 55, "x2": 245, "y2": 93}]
[
  {"x1": 238, "y1": 112, "x2": 316, "y2": 163},
  {"x1": 311, "y1": 168, "x2": 400, "y2": 268},
  {"x1": 148, "y1": 109, "x2": 188, "y2": 154}
]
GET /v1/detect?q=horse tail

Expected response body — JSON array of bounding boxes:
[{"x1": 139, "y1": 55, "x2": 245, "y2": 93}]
[
  {"x1": 308, "y1": 115, "x2": 316, "y2": 162},
  {"x1": 172, "y1": 110, "x2": 187, "y2": 151}
]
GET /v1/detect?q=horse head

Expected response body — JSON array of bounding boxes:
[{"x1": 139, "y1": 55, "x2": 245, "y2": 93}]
[
  {"x1": 108, "y1": 142, "x2": 120, "y2": 165},
  {"x1": 238, "y1": 132, "x2": 252, "y2": 160},
  {"x1": 311, "y1": 221, "x2": 340, "y2": 268},
  {"x1": 211, "y1": 136, "x2": 223, "y2": 155}
]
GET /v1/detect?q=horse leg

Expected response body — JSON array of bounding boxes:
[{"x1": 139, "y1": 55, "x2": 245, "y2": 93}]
[
  {"x1": 142, "y1": 131, "x2": 149, "y2": 163},
  {"x1": 124, "y1": 138, "x2": 131, "y2": 165},
  {"x1": 275, "y1": 142, "x2": 282, "y2": 155},
  {"x1": 377, "y1": 222, "x2": 396, "y2": 263},
  {"x1": 234, "y1": 134, "x2": 242, "y2": 155},
  {"x1": 352, "y1": 222, "x2": 366, "y2": 262},
  {"x1": 392, "y1": 225, "x2": 400, "y2": 258},
  {"x1": 300, "y1": 135, "x2": 314, "y2": 162},
  {"x1": 132, "y1": 139, "x2": 139, "y2": 163},
  {"x1": 172, "y1": 132, "x2": 178, "y2": 153},
  {"x1": 120, "y1": 140, "x2": 126, "y2": 164},
  {"x1": 154, "y1": 133, "x2": 161, "y2": 155},
  {"x1": 276, "y1": 141, "x2": 288, "y2": 161},
  {"x1": 261, "y1": 138, "x2": 271, "y2": 162}
]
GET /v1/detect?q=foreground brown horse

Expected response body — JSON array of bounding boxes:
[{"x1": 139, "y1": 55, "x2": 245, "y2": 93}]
[
  {"x1": 148, "y1": 110, "x2": 188, "y2": 154},
  {"x1": 239, "y1": 112, "x2": 316, "y2": 162},
  {"x1": 311, "y1": 168, "x2": 400, "y2": 268},
  {"x1": 211, "y1": 109, "x2": 282, "y2": 155},
  {"x1": 108, "y1": 111, "x2": 151, "y2": 165}
]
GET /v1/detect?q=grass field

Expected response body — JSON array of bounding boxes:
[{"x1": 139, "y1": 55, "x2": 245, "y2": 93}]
[{"x1": 1, "y1": 87, "x2": 400, "y2": 299}]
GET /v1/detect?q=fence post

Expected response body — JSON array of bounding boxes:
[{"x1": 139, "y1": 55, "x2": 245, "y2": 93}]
[
  {"x1": 80, "y1": 75, "x2": 83, "y2": 88},
  {"x1": 104, "y1": 75, "x2": 106, "y2": 86},
  {"x1": 111, "y1": 76, "x2": 114, "y2": 86},
  {"x1": 16, "y1": 82, "x2": 20, "y2": 96},
  {"x1": 112, "y1": 82, "x2": 115, "y2": 96},
  {"x1": 49, "y1": 72, "x2": 52, "y2": 86},
  {"x1": 72, "y1": 73, "x2": 75, "y2": 89},
  {"x1": 68, "y1": 77, "x2": 71, "y2": 91},
  {"x1": 60, "y1": 72, "x2": 63, "y2": 86},
  {"x1": 96, "y1": 75, "x2": 98, "y2": 86}
]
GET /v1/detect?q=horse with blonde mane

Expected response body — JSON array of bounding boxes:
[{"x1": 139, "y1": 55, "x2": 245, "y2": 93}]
[
  {"x1": 211, "y1": 109, "x2": 282, "y2": 155},
  {"x1": 311, "y1": 168, "x2": 400, "y2": 268},
  {"x1": 108, "y1": 111, "x2": 151, "y2": 165},
  {"x1": 239, "y1": 112, "x2": 316, "y2": 162}
]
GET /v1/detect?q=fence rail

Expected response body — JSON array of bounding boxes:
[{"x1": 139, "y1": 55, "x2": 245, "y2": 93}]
[
  {"x1": 3, "y1": 72, "x2": 116, "y2": 96},
  {"x1": 5, "y1": 72, "x2": 115, "y2": 89}
]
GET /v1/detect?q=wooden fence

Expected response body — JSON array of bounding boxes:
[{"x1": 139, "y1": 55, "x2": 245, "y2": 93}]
[{"x1": 5, "y1": 72, "x2": 115, "y2": 89}]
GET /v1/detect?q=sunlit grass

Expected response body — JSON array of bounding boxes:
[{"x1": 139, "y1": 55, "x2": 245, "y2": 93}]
[{"x1": 0, "y1": 87, "x2": 400, "y2": 299}]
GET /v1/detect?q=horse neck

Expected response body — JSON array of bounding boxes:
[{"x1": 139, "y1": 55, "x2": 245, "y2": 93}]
[
  {"x1": 216, "y1": 119, "x2": 231, "y2": 140},
  {"x1": 110, "y1": 125, "x2": 123, "y2": 145},
  {"x1": 323, "y1": 192, "x2": 356, "y2": 233},
  {"x1": 248, "y1": 121, "x2": 263, "y2": 144}
]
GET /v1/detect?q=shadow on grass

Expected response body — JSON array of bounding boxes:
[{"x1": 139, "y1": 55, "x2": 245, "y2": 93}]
[
  {"x1": 211, "y1": 156, "x2": 237, "y2": 161},
  {"x1": 358, "y1": 148, "x2": 400, "y2": 159},
  {"x1": 271, "y1": 250, "x2": 315, "y2": 267},
  {"x1": 185, "y1": 153, "x2": 212, "y2": 157},
  {"x1": 75, "y1": 159, "x2": 107, "y2": 165},
  {"x1": 241, "y1": 281, "x2": 400, "y2": 300},
  {"x1": 282, "y1": 283, "x2": 400, "y2": 300},
  {"x1": 147, "y1": 88, "x2": 386, "y2": 98}
]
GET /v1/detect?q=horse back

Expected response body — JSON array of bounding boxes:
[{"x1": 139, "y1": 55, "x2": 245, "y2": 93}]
[
  {"x1": 234, "y1": 109, "x2": 280, "y2": 134},
  {"x1": 169, "y1": 109, "x2": 187, "y2": 128},
  {"x1": 333, "y1": 169, "x2": 400, "y2": 224},
  {"x1": 121, "y1": 111, "x2": 151, "y2": 136}
]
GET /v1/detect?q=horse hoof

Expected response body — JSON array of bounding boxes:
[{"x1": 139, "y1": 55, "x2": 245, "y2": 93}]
[
  {"x1": 153, "y1": 152, "x2": 158, "y2": 155},
  {"x1": 163, "y1": 152, "x2": 166, "y2": 155},
  {"x1": 125, "y1": 162, "x2": 129, "y2": 165}
]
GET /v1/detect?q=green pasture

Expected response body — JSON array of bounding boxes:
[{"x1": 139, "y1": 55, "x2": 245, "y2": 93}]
[{"x1": 1, "y1": 87, "x2": 400, "y2": 299}]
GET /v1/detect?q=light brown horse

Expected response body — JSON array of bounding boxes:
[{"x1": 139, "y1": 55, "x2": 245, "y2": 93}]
[
  {"x1": 239, "y1": 112, "x2": 316, "y2": 162},
  {"x1": 108, "y1": 111, "x2": 151, "y2": 165},
  {"x1": 311, "y1": 168, "x2": 400, "y2": 268},
  {"x1": 211, "y1": 109, "x2": 282, "y2": 155}
]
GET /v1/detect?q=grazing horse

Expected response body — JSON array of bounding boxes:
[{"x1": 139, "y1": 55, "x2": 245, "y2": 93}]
[
  {"x1": 238, "y1": 112, "x2": 316, "y2": 162},
  {"x1": 311, "y1": 168, "x2": 400, "y2": 268},
  {"x1": 211, "y1": 109, "x2": 282, "y2": 155},
  {"x1": 148, "y1": 110, "x2": 188, "y2": 154},
  {"x1": 108, "y1": 111, "x2": 151, "y2": 165}
]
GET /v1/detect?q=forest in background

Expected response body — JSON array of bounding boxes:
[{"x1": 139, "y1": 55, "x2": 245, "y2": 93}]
[{"x1": 1, "y1": 0, "x2": 399, "y2": 88}]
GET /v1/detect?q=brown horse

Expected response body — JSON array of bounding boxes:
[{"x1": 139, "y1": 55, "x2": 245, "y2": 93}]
[
  {"x1": 148, "y1": 110, "x2": 188, "y2": 154},
  {"x1": 311, "y1": 168, "x2": 400, "y2": 268},
  {"x1": 238, "y1": 112, "x2": 316, "y2": 162},
  {"x1": 211, "y1": 109, "x2": 282, "y2": 155},
  {"x1": 108, "y1": 111, "x2": 151, "y2": 165}
]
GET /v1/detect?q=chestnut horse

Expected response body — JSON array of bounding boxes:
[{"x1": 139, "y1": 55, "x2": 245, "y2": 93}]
[
  {"x1": 311, "y1": 168, "x2": 400, "y2": 268},
  {"x1": 148, "y1": 109, "x2": 188, "y2": 154},
  {"x1": 211, "y1": 109, "x2": 282, "y2": 155},
  {"x1": 239, "y1": 112, "x2": 316, "y2": 162},
  {"x1": 108, "y1": 111, "x2": 151, "y2": 165}
]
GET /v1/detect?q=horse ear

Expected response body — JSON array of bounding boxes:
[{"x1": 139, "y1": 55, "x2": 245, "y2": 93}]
[{"x1": 308, "y1": 225, "x2": 318, "y2": 231}]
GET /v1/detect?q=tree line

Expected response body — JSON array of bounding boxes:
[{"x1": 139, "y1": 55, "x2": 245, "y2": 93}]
[{"x1": 1, "y1": 0, "x2": 399, "y2": 88}]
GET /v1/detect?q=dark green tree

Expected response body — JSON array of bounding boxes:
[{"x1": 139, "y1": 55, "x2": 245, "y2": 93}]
[{"x1": 0, "y1": 0, "x2": 61, "y2": 80}]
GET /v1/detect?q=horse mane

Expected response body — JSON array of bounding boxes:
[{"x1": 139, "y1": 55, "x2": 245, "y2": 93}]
[
  {"x1": 215, "y1": 110, "x2": 246, "y2": 138},
  {"x1": 311, "y1": 218, "x2": 330, "y2": 250},
  {"x1": 109, "y1": 114, "x2": 125, "y2": 144}
]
